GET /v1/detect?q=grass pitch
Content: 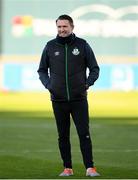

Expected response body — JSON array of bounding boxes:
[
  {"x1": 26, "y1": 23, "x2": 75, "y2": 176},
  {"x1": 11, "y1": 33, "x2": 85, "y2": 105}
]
[{"x1": 0, "y1": 91, "x2": 138, "y2": 179}]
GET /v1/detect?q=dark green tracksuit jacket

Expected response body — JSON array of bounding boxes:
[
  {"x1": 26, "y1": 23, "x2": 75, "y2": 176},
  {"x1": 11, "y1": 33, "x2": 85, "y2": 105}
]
[{"x1": 37, "y1": 34, "x2": 99, "y2": 101}]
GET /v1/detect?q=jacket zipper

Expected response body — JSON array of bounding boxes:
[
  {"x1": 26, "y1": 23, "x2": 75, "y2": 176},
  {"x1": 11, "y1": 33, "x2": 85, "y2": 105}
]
[{"x1": 65, "y1": 44, "x2": 70, "y2": 101}]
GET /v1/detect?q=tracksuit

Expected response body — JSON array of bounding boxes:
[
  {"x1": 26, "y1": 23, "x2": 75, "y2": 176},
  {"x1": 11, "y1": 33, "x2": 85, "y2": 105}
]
[{"x1": 37, "y1": 33, "x2": 100, "y2": 168}]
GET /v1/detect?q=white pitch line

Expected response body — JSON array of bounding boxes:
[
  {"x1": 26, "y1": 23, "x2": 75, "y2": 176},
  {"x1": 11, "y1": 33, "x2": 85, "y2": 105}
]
[{"x1": 0, "y1": 149, "x2": 138, "y2": 154}]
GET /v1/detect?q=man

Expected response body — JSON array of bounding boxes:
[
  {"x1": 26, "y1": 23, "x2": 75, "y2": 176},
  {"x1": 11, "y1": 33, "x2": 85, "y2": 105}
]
[{"x1": 37, "y1": 14, "x2": 100, "y2": 177}]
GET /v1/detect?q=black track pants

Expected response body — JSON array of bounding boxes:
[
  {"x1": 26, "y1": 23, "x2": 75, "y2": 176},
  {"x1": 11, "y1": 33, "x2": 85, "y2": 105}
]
[{"x1": 52, "y1": 99, "x2": 94, "y2": 169}]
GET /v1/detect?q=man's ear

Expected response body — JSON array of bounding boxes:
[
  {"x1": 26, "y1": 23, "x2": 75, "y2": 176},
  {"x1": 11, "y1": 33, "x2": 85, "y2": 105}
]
[{"x1": 72, "y1": 25, "x2": 74, "y2": 30}]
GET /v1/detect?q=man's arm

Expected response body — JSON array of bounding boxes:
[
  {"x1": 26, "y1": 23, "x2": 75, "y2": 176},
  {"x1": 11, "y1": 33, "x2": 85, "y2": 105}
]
[
  {"x1": 85, "y1": 42, "x2": 100, "y2": 88},
  {"x1": 37, "y1": 45, "x2": 50, "y2": 89}
]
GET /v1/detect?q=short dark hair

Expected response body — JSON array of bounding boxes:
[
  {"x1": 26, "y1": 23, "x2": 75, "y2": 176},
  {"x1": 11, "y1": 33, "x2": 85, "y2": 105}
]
[{"x1": 56, "y1": 14, "x2": 74, "y2": 27}]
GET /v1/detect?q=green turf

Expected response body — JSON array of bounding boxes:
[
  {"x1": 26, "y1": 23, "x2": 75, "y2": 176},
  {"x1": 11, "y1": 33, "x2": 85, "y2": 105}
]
[{"x1": 0, "y1": 91, "x2": 138, "y2": 178}]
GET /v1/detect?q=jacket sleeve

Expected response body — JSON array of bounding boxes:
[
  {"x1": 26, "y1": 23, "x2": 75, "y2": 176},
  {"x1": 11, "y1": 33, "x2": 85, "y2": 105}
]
[
  {"x1": 37, "y1": 45, "x2": 50, "y2": 89},
  {"x1": 85, "y1": 42, "x2": 100, "y2": 86}
]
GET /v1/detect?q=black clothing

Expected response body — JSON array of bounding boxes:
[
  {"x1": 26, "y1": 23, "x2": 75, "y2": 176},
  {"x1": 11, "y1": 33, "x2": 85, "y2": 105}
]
[
  {"x1": 37, "y1": 33, "x2": 99, "y2": 101},
  {"x1": 56, "y1": 33, "x2": 75, "y2": 45},
  {"x1": 52, "y1": 99, "x2": 94, "y2": 169},
  {"x1": 38, "y1": 33, "x2": 99, "y2": 170}
]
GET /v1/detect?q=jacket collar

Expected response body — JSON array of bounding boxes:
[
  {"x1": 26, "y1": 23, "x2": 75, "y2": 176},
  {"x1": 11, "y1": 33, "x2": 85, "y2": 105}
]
[{"x1": 56, "y1": 33, "x2": 76, "y2": 45}]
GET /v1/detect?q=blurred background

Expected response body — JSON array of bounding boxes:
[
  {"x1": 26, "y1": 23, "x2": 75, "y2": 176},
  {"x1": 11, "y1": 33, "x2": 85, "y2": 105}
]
[
  {"x1": 0, "y1": 0, "x2": 138, "y2": 92},
  {"x1": 0, "y1": 0, "x2": 138, "y2": 178}
]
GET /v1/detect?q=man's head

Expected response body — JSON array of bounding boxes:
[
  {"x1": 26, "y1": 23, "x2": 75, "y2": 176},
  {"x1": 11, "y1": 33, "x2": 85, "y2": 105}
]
[{"x1": 56, "y1": 15, "x2": 74, "y2": 37}]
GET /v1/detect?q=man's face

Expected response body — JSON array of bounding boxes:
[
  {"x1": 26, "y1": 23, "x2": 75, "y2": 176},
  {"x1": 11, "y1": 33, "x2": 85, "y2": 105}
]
[{"x1": 56, "y1": 19, "x2": 74, "y2": 37}]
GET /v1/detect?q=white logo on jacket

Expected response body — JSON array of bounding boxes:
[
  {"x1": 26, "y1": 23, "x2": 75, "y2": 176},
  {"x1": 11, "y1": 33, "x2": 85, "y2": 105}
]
[
  {"x1": 54, "y1": 51, "x2": 60, "y2": 56},
  {"x1": 72, "y1": 48, "x2": 80, "y2": 55}
]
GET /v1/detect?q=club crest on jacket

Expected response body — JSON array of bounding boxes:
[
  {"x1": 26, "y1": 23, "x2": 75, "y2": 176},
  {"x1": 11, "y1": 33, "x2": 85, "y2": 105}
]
[{"x1": 72, "y1": 48, "x2": 80, "y2": 55}]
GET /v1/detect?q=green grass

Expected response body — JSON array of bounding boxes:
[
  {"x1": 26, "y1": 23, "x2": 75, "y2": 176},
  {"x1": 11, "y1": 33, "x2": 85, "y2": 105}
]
[{"x1": 0, "y1": 91, "x2": 138, "y2": 178}]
